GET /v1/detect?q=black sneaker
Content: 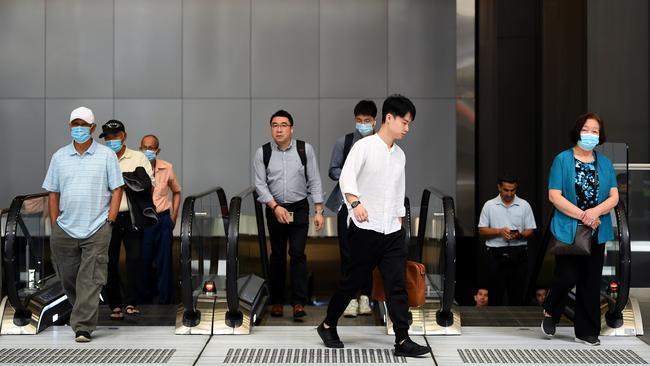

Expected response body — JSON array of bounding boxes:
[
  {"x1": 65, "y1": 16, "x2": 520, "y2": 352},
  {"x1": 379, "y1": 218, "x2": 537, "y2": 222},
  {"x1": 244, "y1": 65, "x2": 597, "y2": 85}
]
[
  {"x1": 75, "y1": 331, "x2": 91, "y2": 343},
  {"x1": 317, "y1": 322, "x2": 344, "y2": 348},
  {"x1": 575, "y1": 336, "x2": 600, "y2": 346},
  {"x1": 394, "y1": 338, "x2": 431, "y2": 357},
  {"x1": 541, "y1": 315, "x2": 555, "y2": 337}
]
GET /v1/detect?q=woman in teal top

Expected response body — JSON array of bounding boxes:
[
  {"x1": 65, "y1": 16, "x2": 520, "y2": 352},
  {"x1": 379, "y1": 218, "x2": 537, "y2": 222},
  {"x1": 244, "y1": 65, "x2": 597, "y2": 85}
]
[{"x1": 541, "y1": 112, "x2": 619, "y2": 346}]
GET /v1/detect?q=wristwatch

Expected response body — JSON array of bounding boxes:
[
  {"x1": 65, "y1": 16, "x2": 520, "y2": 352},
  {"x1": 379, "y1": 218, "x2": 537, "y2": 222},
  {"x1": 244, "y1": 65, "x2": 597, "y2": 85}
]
[
  {"x1": 351, "y1": 200, "x2": 361, "y2": 208},
  {"x1": 315, "y1": 209, "x2": 324, "y2": 215}
]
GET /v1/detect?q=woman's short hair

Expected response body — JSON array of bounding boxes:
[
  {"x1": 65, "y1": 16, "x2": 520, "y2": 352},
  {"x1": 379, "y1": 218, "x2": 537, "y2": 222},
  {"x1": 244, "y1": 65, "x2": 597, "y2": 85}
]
[{"x1": 569, "y1": 112, "x2": 606, "y2": 145}]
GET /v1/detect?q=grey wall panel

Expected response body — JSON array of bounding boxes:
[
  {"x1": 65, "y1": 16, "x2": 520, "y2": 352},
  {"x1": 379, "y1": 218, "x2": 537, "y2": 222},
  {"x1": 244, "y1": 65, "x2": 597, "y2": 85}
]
[
  {"x1": 0, "y1": 0, "x2": 44, "y2": 98},
  {"x1": 46, "y1": 0, "x2": 113, "y2": 98},
  {"x1": 388, "y1": 0, "x2": 456, "y2": 98},
  {"x1": 0, "y1": 100, "x2": 45, "y2": 206},
  {"x1": 318, "y1": 98, "x2": 381, "y2": 212},
  {"x1": 251, "y1": 0, "x2": 318, "y2": 98},
  {"x1": 400, "y1": 99, "x2": 456, "y2": 201},
  {"x1": 183, "y1": 99, "x2": 250, "y2": 196},
  {"x1": 115, "y1": 0, "x2": 181, "y2": 98},
  {"x1": 183, "y1": 0, "x2": 250, "y2": 98},
  {"x1": 320, "y1": 0, "x2": 387, "y2": 98},
  {"x1": 114, "y1": 99, "x2": 182, "y2": 180},
  {"x1": 45, "y1": 99, "x2": 114, "y2": 159},
  {"x1": 251, "y1": 99, "x2": 320, "y2": 187}
]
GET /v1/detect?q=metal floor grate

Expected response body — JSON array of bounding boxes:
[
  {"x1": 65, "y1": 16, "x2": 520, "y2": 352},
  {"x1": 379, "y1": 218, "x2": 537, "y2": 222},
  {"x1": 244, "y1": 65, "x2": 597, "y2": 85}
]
[
  {"x1": 223, "y1": 347, "x2": 408, "y2": 364},
  {"x1": 458, "y1": 348, "x2": 647, "y2": 364},
  {"x1": 0, "y1": 348, "x2": 176, "y2": 364}
]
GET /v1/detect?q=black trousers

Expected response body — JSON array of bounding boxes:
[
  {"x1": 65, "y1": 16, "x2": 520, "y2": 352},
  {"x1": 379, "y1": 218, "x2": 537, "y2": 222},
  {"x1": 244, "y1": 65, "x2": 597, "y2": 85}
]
[
  {"x1": 106, "y1": 212, "x2": 144, "y2": 309},
  {"x1": 337, "y1": 206, "x2": 371, "y2": 296},
  {"x1": 266, "y1": 199, "x2": 309, "y2": 305},
  {"x1": 487, "y1": 245, "x2": 527, "y2": 306},
  {"x1": 543, "y1": 238, "x2": 605, "y2": 338},
  {"x1": 326, "y1": 223, "x2": 410, "y2": 342}
]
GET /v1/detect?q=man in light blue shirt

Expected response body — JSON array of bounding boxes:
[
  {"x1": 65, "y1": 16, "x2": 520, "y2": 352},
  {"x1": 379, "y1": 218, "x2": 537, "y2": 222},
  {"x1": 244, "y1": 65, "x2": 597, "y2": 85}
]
[
  {"x1": 478, "y1": 174, "x2": 536, "y2": 306},
  {"x1": 42, "y1": 106, "x2": 123, "y2": 342}
]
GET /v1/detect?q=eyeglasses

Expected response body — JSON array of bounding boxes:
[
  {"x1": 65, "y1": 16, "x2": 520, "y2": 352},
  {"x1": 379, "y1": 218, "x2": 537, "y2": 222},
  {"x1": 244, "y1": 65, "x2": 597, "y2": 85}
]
[{"x1": 271, "y1": 123, "x2": 291, "y2": 129}]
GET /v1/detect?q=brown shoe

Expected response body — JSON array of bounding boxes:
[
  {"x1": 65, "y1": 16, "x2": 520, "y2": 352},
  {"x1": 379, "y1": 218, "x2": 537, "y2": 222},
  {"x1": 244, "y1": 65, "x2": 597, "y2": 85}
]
[
  {"x1": 293, "y1": 304, "x2": 306, "y2": 318},
  {"x1": 270, "y1": 304, "x2": 284, "y2": 317}
]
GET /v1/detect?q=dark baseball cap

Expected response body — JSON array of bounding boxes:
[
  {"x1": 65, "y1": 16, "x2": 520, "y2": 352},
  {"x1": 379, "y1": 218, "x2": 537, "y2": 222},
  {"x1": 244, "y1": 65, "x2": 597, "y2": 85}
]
[{"x1": 99, "y1": 119, "x2": 125, "y2": 138}]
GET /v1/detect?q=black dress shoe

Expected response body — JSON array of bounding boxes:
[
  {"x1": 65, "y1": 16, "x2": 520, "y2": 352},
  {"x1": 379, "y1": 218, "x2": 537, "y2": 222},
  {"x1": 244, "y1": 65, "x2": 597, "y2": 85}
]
[
  {"x1": 317, "y1": 323, "x2": 344, "y2": 348},
  {"x1": 394, "y1": 338, "x2": 431, "y2": 357}
]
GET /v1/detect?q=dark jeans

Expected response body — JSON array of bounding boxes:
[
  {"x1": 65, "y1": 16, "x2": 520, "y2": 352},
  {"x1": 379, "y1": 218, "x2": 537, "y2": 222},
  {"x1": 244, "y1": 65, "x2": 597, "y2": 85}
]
[
  {"x1": 51, "y1": 222, "x2": 111, "y2": 333},
  {"x1": 106, "y1": 212, "x2": 143, "y2": 309},
  {"x1": 266, "y1": 199, "x2": 309, "y2": 306},
  {"x1": 543, "y1": 238, "x2": 605, "y2": 338},
  {"x1": 337, "y1": 206, "x2": 372, "y2": 296},
  {"x1": 142, "y1": 210, "x2": 174, "y2": 304},
  {"x1": 487, "y1": 245, "x2": 527, "y2": 306},
  {"x1": 326, "y1": 223, "x2": 410, "y2": 342}
]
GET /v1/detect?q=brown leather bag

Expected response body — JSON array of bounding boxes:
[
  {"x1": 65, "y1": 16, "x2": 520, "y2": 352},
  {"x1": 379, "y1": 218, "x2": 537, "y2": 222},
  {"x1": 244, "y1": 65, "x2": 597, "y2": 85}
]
[{"x1": 371, "y1": 261, "x2": 426, "y2": 307}]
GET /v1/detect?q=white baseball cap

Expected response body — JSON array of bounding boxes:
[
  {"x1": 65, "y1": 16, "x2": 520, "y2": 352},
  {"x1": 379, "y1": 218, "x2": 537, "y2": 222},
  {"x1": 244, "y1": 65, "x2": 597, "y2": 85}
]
[{"x1": 69, "y1": 106, "x2": 95, "y2": 124}]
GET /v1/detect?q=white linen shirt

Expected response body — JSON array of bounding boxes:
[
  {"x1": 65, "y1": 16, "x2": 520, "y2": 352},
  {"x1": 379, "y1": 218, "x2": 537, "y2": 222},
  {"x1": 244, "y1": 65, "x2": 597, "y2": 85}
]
[{"x1": 339, "y1": 134, "x2": 406, "y2": 234}]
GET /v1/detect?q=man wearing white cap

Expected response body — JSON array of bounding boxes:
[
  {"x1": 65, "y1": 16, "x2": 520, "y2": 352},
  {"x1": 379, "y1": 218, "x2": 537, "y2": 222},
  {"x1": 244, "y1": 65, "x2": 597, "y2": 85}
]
[{"x1": 42, "y1": 107, "x2": 124, "y2": 342}]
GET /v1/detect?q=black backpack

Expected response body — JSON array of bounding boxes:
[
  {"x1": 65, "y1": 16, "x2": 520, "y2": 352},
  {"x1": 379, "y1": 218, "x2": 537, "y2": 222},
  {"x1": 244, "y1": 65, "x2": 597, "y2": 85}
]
[{"x1": 263, "y1": 140, "x2": 308, "y2": 181}]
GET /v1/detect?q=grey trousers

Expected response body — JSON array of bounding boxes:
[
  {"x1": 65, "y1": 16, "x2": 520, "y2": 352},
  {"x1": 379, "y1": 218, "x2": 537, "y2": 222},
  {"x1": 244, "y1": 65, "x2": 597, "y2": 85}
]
[{"x1": 50, "y1": 222, "x2": 111, "y2": 333}]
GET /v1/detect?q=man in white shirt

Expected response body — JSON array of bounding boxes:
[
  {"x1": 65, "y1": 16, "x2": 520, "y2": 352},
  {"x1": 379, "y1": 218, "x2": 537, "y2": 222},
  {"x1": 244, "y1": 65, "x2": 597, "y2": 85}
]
[
  {"x1": 317, "y1": 95, "x2": 431, "y2": 357},
  {"x1": 478, "y1": 174, "x2": 536, "y2": 306}
]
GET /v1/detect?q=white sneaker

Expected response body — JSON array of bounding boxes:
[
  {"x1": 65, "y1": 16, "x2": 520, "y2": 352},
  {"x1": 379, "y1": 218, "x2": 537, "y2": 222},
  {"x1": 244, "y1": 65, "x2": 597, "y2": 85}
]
[
  {"x1": 358, "y1": 295, "x2": 372, "y2": 315},
  {"x1": 343, "y1": 299, "x2": 359, "y2": 317}
]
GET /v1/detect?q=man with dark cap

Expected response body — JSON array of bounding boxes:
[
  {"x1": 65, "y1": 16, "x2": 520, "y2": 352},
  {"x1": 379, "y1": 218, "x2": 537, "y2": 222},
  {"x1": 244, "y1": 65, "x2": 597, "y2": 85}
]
[{"x1": 100, "y1": 120, "x2": 154, "y2": 319}]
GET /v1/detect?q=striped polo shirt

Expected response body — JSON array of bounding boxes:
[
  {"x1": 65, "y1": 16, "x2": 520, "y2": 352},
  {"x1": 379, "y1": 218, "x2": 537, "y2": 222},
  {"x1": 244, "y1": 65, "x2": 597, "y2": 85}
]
[{"x1": 42, "y1": 140, "x2": 124, "y2": 239}]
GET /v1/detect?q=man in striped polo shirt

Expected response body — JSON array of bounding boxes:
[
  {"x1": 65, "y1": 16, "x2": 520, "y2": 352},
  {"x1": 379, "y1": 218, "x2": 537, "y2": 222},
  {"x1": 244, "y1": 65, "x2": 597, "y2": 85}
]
[{"x1": 43, "y1": 106, "x2": 124, "y2": 342}]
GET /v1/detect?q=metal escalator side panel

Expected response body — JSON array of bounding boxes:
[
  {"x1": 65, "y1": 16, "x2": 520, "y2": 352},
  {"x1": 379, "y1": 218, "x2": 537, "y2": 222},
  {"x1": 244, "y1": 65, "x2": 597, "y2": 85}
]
[{"x1": 27, "y1": 283, "x2": 70, "y2": 333}]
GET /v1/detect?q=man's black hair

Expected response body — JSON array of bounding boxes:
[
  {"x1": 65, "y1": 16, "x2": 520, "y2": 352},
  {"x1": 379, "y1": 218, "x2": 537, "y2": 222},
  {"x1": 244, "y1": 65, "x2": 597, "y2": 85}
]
[
  {"x1": 498, "y1": 173, "x2": 518, "y2": 185},
  {"x1": 354, "y1": 100, "x2": 377, "y2": 118},
  {"x1": 381, "y1": 94, "x2": 416, "y2": 122},
  {"x1": 269, "y1": 109, "x2": 294, "y2": 126}
]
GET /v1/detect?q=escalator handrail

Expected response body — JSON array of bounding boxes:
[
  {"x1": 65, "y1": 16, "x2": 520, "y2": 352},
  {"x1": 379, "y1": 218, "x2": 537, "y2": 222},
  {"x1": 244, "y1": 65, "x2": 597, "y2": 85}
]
[
  {"x1": 225, "y1": 186, "x2": 258, "y2": 317},
  {"x1": 3, "y1": 192, "x2": 49, "y2": 317},
  {"x1": 179, "y1": 187, "x2": 228, "y2": 319},
  {"x1": 609, "y1": 201, "x2": 631, "y2": 316},
  {"x1": 416, "y1": 187, "x2": 457, "y2": 316},
  {"x1": 440, "y1": 196, "x2": 457, "y2": 315}
]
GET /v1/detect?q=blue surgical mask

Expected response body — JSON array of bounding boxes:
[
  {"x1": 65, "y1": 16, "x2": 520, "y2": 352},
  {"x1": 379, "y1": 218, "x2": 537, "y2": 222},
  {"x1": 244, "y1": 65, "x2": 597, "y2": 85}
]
[
  {"x1": 578, "y1": 133, "x2": 599, "y2": 151},
  {"x1": 106, "y1": 139, "x2": 123, "y2": 152},
  {"x1": 143, "y1": 149, "x2": 157, "y2": 161},
  {"x1": 70, "y1": 126, "x2": 91, "y2": 144},
  {"x1": 356, "y1": 122, "x2": 374, "y2": 136}
]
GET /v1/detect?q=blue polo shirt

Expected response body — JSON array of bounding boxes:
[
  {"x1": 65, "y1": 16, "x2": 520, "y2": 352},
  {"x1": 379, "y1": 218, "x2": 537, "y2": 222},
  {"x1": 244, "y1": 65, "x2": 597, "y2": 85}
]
[
  {"x1": 478, "y1": 195, "x2": 537, "y2": 248},
  {"x1": 42, "y1": 140, "x2": 124, "y2": 239},
  {"x1": 548, "y1": 149, "x2": 618, "y2": 244}
]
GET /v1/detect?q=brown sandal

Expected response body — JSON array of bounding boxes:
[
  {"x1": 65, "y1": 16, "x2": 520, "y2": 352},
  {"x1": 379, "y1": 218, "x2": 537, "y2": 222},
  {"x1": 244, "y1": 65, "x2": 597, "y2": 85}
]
[
  {"x1": 125, "y1": 305, "x2": 140, "y2": 315},
  {"x1": 110, "y1": 307, "x2": 124, "y2": 320}
]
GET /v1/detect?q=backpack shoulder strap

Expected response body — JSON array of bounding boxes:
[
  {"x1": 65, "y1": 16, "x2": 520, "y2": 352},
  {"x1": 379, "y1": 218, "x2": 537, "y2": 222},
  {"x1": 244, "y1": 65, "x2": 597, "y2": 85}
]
[
  {"x1": 262, "y1": 142, "x2": 272, "y2": 170},
  {"x1": 296, "y1": 140, "x2": 308, "y2": 181},
  {"x1": 343, "y1": 133, "x2": 354, "y2": 163}
]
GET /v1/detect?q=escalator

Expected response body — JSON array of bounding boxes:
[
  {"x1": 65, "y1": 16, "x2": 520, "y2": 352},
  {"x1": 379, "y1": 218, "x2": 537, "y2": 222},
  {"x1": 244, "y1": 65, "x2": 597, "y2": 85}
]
[
  {"x1": 1, "y1": 193, "x2": 71, "y2": 335},
  {"x1": 379, "y1": 187, "x2": 460, "y2": 335},
  {"x1": 527, "y1": 201, "x2": 638, "y2": 336},
  {"x1": 176, "y1": 186, "x2": 269, "y2": 335}
]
